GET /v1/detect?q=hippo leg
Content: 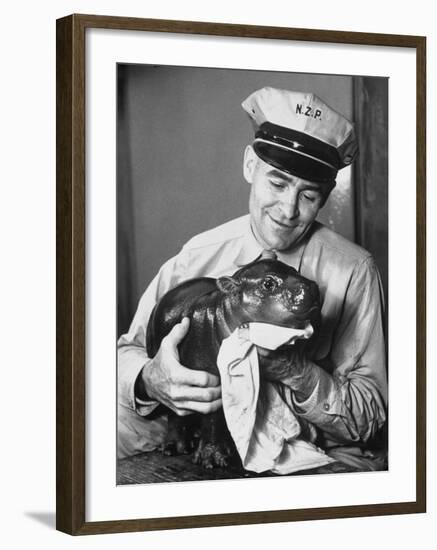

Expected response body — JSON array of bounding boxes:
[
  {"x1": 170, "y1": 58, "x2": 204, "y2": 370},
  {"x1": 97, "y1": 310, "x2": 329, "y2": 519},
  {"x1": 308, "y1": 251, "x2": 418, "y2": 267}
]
[
  {"x1": 162, "y1": 414, "x2": 199, "y2": 456},
  {"x1": 192, "y1": 410, "x2": 239, "y2": 469}
]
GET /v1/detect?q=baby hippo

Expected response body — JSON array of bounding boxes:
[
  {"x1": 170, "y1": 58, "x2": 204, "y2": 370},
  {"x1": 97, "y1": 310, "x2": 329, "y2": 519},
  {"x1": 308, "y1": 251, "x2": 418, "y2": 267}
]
[{"x1": 146, "y1": 258, "x2": 320, "y2": 469}]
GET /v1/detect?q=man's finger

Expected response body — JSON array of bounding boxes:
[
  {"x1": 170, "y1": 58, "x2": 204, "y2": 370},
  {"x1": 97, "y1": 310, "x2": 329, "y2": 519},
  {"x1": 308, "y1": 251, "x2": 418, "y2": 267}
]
[
  {"x1": 176, "y1": 398, "x2": 223, "y2": 415},
  {"x1": 174, "y1": 367, "x2": 220, "y2": 388},
  {"x1": 167, "y1": 317, "x2": 190, "y2": 342},
  {"x1": 171, "y1": 384, "x2": 221, "y2": 403},
  {"x1": 162, "y1": 317, "x2": 190, "y2": 351},
  {"x1": 170, "y1": 407, "x2": 193, "y2": 417}
]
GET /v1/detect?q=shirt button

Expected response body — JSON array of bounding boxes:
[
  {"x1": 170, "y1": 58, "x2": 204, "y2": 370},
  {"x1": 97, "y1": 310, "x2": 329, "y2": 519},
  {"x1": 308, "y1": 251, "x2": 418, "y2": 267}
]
[{"x1": 323, "y1": 403, "x2": 330, "y2": 411}]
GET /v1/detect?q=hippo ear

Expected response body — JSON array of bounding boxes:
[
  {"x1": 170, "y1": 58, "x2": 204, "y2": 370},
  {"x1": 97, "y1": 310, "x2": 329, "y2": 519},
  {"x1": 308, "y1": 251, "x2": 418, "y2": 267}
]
[{"x1": 216, "y1": 276, "x2": 240, "y2": 294}]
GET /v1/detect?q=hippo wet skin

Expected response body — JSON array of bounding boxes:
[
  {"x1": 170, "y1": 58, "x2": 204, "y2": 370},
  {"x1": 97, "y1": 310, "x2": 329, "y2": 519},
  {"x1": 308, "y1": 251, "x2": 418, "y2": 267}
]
[{"x1": 146, "y1": 258, "x2": 320, "y2": 469}]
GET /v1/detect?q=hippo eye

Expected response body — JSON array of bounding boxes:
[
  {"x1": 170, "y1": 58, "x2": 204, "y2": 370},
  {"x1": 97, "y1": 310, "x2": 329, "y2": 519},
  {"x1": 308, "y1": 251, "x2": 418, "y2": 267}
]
[{"x1": 262, "y1": 276, "x2": 278, "y2": 292}]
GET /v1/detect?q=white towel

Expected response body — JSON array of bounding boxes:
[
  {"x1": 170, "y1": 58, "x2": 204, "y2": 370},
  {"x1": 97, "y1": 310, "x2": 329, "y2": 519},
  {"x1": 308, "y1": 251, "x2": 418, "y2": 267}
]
[{"x1": 217, "y1": 324, "x2": 335, "y2": 474}]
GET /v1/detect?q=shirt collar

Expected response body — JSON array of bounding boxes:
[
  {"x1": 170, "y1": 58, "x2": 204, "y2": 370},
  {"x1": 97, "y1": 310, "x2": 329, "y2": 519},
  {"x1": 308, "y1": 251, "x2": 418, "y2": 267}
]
[
  {"x1": 234, "y1": 217, "x2": 264, "y2": 266},
  {"x1": 234, "y1": 215, "x2": 310, "y2": 271}
]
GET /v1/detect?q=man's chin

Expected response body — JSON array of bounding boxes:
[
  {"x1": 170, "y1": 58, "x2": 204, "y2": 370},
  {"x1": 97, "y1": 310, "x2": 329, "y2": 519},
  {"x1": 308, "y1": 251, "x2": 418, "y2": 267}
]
[
  {"x1": 265, "y1": 234, "x2": 300, "y2": 251},
  {"x1": 254, "y1": 220, "x2": 306, "y2": 251},
  {"x1": 266, "y1": 225, "x2": 313, "y2": 251}
]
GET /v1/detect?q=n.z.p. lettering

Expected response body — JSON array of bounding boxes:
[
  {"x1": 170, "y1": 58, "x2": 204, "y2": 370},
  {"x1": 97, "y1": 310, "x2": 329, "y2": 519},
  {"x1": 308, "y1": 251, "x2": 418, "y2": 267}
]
[{"x1": 295, "y1": 104, "x2": 322, "y2": 120}]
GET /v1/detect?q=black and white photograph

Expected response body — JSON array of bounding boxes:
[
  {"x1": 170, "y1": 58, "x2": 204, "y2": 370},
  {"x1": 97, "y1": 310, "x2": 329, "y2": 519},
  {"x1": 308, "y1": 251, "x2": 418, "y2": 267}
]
[
  {"x1": 116, "y1": 64, "x2": 389, "y2": 485},
  {"x1": 2, "y1": 0, "x2": 433, "y2": 543}
]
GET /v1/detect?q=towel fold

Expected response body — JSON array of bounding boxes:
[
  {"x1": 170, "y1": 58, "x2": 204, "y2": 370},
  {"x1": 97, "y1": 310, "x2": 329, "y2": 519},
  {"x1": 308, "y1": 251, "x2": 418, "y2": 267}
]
[{"x1": 217, "y1": 324, "x2": 335, "y2": 474}]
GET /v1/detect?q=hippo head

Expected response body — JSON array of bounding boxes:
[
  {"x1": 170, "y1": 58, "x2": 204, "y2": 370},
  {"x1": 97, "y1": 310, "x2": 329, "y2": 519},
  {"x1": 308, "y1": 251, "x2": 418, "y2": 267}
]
[{"x1": 216, "y1": 259, "x2": 320, "y2": 332}]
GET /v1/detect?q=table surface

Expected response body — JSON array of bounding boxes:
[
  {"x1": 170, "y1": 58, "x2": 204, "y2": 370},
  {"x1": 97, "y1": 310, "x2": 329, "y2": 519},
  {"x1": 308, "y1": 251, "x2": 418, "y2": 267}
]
[{"x1": 117, "y1": 450, "x2": 360, "y2": 485}]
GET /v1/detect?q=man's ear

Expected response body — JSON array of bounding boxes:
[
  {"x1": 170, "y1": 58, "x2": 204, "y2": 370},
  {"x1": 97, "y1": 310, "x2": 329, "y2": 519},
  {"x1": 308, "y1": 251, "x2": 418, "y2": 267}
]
[{"x1": 243, "y1": 144, "x2": 258, "y2": 184}]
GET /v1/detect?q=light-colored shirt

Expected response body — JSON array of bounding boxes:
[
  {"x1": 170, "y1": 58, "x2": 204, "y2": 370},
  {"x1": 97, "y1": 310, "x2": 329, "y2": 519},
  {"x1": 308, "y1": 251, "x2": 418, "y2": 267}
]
[{"x1": 118, "y1": 214, "x2": 387, "y2": 449}]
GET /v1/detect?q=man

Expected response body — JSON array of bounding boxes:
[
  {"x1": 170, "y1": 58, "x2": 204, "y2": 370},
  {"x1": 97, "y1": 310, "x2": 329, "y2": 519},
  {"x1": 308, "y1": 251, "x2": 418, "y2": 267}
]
[{"x1": 118, "y1": 87, "x2": 387, "y2": 470}]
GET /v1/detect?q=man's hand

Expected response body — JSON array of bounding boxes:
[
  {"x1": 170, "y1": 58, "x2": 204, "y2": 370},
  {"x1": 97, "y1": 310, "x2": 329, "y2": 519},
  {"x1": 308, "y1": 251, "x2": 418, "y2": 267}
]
[
  {"x1": 258, "y1": 343, "x2": 307, "y2": 382},
  {"x1": 258, "y1": 343, "x2": 321, "y2": 403},
  {"x1": 137, "y1": 317, "x2": 222, "y2": 416}
]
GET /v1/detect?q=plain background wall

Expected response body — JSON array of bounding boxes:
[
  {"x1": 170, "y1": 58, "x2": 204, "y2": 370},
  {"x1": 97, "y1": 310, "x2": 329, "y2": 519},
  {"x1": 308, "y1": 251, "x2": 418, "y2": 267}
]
[
  {"x1": 117, "y1": 64, "x2": 356, "y2": 335},
  {"x1": 1, "y1": 0, "x2": 435, "y2": 547}
]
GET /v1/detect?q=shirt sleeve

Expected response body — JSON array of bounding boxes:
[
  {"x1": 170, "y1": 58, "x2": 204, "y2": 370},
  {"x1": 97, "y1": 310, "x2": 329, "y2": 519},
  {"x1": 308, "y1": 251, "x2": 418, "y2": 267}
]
[
  {"x1": 117, "y1": 250, "x2": 189, "y2": 416},
  {"x1": 286, "y1": 256, "x2": 387, "y2": 445}
]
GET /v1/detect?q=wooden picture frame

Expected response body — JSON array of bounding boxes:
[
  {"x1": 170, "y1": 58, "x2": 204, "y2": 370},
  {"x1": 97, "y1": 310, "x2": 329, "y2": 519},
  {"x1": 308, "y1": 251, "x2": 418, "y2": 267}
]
[{"x1": 56, "y1": 13, "x2": 426, "y2": 535}]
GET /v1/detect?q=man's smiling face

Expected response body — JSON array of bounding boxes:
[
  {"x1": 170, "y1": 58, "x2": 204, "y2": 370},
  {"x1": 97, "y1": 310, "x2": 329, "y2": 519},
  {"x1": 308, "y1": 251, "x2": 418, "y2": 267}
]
[{"x1": 244, "y1": 145, "x2": 332, "y2": 252}]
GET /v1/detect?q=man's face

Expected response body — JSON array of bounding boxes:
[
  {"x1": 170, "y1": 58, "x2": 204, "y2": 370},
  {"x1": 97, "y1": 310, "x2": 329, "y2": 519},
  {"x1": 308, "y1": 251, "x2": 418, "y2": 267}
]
[{"x1": 244, "y1": 146, "x2": 331, "y2": 252}]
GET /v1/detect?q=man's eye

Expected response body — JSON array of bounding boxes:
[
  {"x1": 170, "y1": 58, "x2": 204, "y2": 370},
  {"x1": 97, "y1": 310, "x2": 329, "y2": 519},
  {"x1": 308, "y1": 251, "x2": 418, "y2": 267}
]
[
  {"x1": 269, "y1": 180, "x2": 285, "y2": 190},
  {"x1": 301, "y1": 193, "x2": 317, "y2": 203}
]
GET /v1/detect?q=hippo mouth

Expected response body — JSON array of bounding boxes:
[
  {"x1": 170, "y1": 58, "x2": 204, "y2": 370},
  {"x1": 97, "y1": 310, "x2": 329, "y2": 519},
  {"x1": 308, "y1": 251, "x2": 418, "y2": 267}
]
[{"x1": 286, "y1": 304, "x2": 319, "y2": 323}]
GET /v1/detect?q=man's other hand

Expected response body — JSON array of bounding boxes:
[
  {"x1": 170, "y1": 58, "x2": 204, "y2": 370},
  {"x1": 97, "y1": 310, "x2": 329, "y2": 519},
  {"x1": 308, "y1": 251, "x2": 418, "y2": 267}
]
[{"x1": 258, "y1": 343, "x2": 307, "y2": 382}]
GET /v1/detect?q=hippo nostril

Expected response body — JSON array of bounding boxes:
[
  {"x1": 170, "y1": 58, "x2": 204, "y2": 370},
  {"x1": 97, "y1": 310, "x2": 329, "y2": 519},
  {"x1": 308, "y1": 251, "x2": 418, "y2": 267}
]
[{"x1": 290, "y1": 284, "x2": 307, "y2": 305}]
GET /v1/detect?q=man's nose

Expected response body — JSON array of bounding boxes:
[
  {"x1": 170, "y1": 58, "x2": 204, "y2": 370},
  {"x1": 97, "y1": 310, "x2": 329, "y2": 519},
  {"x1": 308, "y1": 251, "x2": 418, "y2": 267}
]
[{"x1": 279, "y1": 190, "x2": 299, "y2": 219}]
